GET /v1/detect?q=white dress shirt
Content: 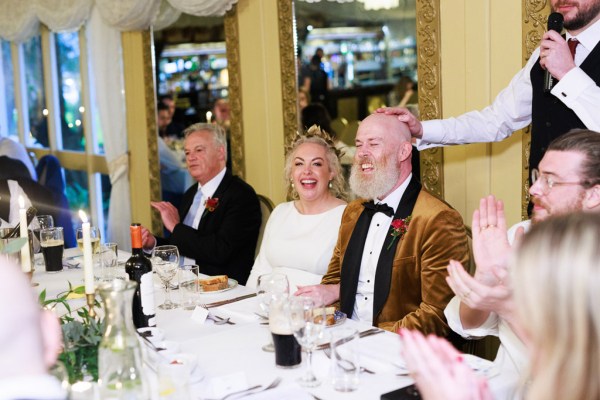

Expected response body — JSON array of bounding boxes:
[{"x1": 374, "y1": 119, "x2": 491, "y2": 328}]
[
  {"x1": 182, "y1": 167, "x2": 226, "y2": 265},
  {"x1": 353, "y1": 173, "x2": 412, "y2": 324},
  {"x1": 417, "y1": 18, "x2": 600, "y2": 150}
]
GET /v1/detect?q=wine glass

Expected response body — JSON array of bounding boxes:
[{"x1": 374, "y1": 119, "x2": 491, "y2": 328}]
[
  {"x1": 153, "y1": 245, "x2": 180, "y2": 310},
  {"x1": 287, "y1": 295, "x2": 326, "y2": 387},
  {"x1": 257, "y1": 273, "x2": 289, "y2": 351},
  {"x1": 100, "y1": 243, "x2": 118, "y2": 281},
  {"x1": 76, "y1": 226, "x2": 101, "y2": 254},
  {"x1": 257, "y1": 273, "x2": 290, "y2": 314},
  {"x1": 33, "y1": 215, "x2": 54, "y2": 266}
]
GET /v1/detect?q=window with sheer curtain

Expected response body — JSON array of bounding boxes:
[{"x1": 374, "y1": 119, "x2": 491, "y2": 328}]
[{"x1": 0, "y1": 30, "x2": 110, "y2": 240}]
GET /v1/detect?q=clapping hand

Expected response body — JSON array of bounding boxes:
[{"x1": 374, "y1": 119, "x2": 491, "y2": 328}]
[
  {"x1": 150, "y1": 201, "x2": 180, "y2": 232},
  {"x1": 401, "y1": 329, "x2": 492, "y2": 400},
  {"x1": 447, "y1": 260, "x2": 512, "y2": 316},
  {"x1": 140, "y1": 226, "x2": 156, "y2": 251},
  {"x1": 446, "y1": 195, "x2": 519, "y2": 320},
  {"x1": 471, "y1": 195, "x2": 511, "y2": 285}
]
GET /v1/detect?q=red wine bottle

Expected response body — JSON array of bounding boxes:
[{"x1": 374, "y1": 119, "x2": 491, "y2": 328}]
[{"x1": 125, "y1": 224, "x2": 156, "y2": 329}]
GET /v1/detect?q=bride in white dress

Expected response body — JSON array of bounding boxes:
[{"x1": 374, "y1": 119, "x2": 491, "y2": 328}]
[{"x1": 246, "y1": 125, "x2": 347, "y2": 291}]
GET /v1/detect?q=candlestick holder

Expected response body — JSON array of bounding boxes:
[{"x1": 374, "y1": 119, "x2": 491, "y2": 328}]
[{"x1": 86, "y1": 293, "x2": 97, "y2": 318}]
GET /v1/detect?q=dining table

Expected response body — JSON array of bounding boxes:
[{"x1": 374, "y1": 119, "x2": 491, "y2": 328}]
[{"x1": 34, "y1": 247, "x2": 512, "y2": 400}]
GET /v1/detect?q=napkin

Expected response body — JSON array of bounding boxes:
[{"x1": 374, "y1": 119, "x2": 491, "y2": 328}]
[
  {"x1": 208, "y1": 295, "x2": 261, "y2": 324},
  {"x1": 210, "y1": 305, "x2": 259, "y2": 324},
  {"x1": 348, "y1": 333, "x2": 407, "y2": 374}
]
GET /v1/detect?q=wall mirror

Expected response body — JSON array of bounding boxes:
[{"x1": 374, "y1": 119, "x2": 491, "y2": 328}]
[
  {"x1": 152, "y1": 14, "x2": 240, "y2": 205},
  {"x1": 289, "y1": 0, "x2": 443, "y2": 196}
]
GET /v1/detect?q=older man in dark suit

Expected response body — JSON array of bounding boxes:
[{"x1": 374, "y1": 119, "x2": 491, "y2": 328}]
[
  {"x1": 296, "y1": 114, "x2": 469, "y2": 335},
  {"x1": 142, "y1": 123, "x2": 261, "y2": 284}
]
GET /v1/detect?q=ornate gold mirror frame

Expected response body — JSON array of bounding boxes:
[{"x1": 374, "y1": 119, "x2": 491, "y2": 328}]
[
  {"x1": 224, "y1": 7, "x2": 245, "y2": 178},
  {"x1": 522, "y1": 1, "x2": 551, "y2": 219},
  {"x1": 415, "y1": 0, "x2": 443, "y2": 198},
  {"x1": 276, "y1": 0, "x2": 445, "y2": 198}
]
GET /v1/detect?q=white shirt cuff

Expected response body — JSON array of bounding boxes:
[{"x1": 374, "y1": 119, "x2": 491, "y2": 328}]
[
  {"x1": 552, "y1": 67, "x2": 596, "y2": 105},
  {"x1": 444, "y1": 296, "x2": 499, "y2": 339}
]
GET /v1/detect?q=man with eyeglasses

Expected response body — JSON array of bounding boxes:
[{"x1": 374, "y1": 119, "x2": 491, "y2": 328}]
[
  {"x1": 441, "y1": 128, "x2": 600, "y2": 399},
  {"x1": 507, "y1": 128, "x2": 600, "y2": 239}
]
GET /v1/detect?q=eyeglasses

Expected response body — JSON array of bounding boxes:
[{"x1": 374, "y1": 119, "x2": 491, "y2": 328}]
[{"x1": 531, "y1": 168, "x2": 584, "y2": 194}]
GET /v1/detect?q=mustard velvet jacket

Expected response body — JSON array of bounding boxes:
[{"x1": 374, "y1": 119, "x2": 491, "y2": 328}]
[{"x1": 321, "y1": 189, "x2": 470, "y2": 336}]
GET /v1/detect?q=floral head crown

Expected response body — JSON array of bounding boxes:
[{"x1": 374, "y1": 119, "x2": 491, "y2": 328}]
[{"x1": 285, "y1": 124, "x2": 343, "y2": 160}]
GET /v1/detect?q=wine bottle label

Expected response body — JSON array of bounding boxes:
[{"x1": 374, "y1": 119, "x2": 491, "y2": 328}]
[{"x1": 140, "y1": 271, "x2": 156, "y2": 320}]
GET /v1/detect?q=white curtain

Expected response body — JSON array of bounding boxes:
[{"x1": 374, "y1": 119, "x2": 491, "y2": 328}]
[
  {"x1": 0, "y1": 0, "x2": 240, "y2": 41},
  {"x1": 153, "y1": 1, "x2": 182, "y2": 31},
  {"x1": 86, "y1": 8, "x2": 131, "y2": 250},
  {"x1": 94, "y1": 0, "x2": 162, "y2": 31},
  {"x1": 0, "y1": 0, "x2": 39, "y2": 42},
  {"x1": 165, "y1": 0, "x2": 237, "y2": 16},
  {"x1": 34, "y1": 0, "x2": 93, "y2": 32}
]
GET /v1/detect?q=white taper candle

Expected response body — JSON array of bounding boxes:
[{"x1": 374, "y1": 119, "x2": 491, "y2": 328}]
[
  {"x1": 18, "y1": 196, "x2": 31, "y2": 273},
  {"x1": 79, "y1": 210, "x2": 94, "y2": 294}
]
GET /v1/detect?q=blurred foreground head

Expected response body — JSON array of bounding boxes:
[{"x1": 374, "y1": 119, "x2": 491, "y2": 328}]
[
  {"x1": 0, "y1": 258, "x2": 61, "y2": 377},
  {"x1": 513, "y1": 212, "x2": 600, "y2": 400}
]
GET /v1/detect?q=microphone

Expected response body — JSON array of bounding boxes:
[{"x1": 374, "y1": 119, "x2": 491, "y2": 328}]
[{"x1": 544, "y1": 12, "x2": 564, "y2": 93}]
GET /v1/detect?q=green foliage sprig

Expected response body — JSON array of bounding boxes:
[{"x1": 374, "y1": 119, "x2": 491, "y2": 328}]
[
  {"x1": 39, "y1": 284, "x2": 104, "y2": 383},
  {"x1": 0, "y1": 237, "x2": 27, "y2": 254}
]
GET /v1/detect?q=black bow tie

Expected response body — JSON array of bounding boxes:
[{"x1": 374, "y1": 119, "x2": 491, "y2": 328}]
[{"x1": 363, "y1": 201, "x2": 394, "y2": 217}]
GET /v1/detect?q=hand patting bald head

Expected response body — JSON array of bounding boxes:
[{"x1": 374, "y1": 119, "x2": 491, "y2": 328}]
[{"x1": 349, "y1": 114, "x2": 414, "y2": 200}]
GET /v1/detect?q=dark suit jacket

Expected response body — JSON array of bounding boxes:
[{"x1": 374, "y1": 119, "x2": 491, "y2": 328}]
[
  {"x1": 322, "y1": 188, "x2": 469, "y2": 336},
  {"x1": 157, "y1": 171, "x2": 261, "y2": 285}
]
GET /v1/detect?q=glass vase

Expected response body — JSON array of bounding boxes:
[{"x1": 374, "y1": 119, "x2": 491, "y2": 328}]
[{"x1": 97, "y1": 280, "x2": 148, "y2": 399}]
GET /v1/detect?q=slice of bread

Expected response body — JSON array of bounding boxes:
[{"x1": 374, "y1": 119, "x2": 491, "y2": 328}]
[
  {"x1": 199, "y1": 275, "x2": 228, "y2": 292},
  {"x1": 313, "y1": 307, "x2": 337, "y2": 325}
]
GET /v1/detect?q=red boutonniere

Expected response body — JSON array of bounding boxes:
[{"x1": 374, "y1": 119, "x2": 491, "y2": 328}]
[
  {"x1": 205, "y1": 197, "x2": 219, "y2": 212},
  {"x1": 387, "y1": 216, "x2": 412, "y2": 250}
]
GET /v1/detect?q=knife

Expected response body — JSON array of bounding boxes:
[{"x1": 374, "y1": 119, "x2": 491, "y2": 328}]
[
  {"x1": 202, "y1": 293, "x2": 257, "y2": 308},
  {"x1": 316, "y1": 327, "x2": 384, "y2": 350}
]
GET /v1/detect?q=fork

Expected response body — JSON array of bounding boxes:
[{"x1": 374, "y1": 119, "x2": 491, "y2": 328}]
[
  {"x1": 207, "y1": 314, "x2": 235, "y2": 325},
  {"x1": 202, "y1": 376, "x2": 282, "y2": 400}
]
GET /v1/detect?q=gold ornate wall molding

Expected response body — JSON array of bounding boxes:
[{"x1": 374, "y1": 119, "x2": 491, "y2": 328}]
[
  {"x1": 142, "y1": 31, "x2": 163, "y2": 233},
  {"x1": 521, "y1": 0, "x2": 550, "y2": 219},
  {"x1": 225, "y1": 5, "x2": 245, "y2": 178},
  {"x1": 416, "y1": 0, "x2": 443, "y2": 199},
  {"x1": 278, "y1": 0, "x2": 299, "y2": 144}
]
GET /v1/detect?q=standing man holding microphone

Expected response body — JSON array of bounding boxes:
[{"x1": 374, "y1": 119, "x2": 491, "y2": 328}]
[{"x1": 379, "y1": 0, "x2": 600, "y2": 173}]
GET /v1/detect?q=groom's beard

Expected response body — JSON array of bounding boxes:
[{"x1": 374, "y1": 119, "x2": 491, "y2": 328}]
[{"x1": 349, "y1": 155, "x2": 400, "y2": 200}]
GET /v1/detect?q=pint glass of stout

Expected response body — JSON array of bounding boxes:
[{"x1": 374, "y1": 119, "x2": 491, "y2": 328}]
[
  {"x1": 269, "y1": 298, "x2": 301, "y2": 368},
  {"x1": 40, "y1": 227, "x2": 64, "y2": 273}
]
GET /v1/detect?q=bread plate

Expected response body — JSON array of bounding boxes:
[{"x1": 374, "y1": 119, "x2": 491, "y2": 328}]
[
  {"x1": 327, "y1": 310, "x2": 347, "y2": 328},
  {"x1": 198, "y1": 278, "x2": 238, "y2": 294}
]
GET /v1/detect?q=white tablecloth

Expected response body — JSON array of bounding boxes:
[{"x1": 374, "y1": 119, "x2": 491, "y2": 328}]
[{"x1": 33, "y1": 248, "x2": 512, "y2": 400}]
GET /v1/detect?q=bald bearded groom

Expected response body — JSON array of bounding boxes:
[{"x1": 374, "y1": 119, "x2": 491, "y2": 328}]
[{"x1": 296, "y1": 114, "x2": 469, "y2": 335}]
